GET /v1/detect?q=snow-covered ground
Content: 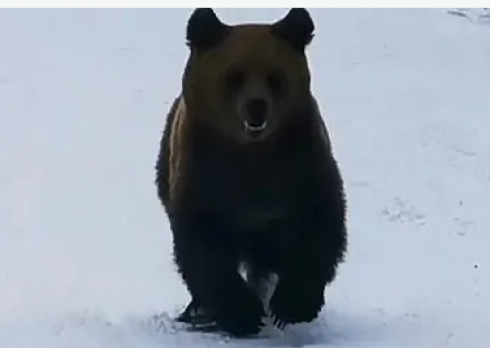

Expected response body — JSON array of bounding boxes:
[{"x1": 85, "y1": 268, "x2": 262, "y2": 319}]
[{"x1": 1, "y1": 7, "x2": 489, "y2": 348}]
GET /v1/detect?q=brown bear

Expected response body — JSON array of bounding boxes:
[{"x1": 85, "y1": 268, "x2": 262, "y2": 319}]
[{"x1": 155, "y1": 8, "x2": 348, "y2": 338}]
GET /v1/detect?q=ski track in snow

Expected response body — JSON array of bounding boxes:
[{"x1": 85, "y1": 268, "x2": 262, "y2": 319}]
[{"x1": 1, "y1": 8, "x2": 490, "y2": 348}]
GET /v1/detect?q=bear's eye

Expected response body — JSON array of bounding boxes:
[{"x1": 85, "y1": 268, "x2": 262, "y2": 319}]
[
  {"x1": 267, "y1": 70, "x2": 285, "y2": 94},
  {"x1": 225, "y1": 70, "x2": 246, "y2": 91}
]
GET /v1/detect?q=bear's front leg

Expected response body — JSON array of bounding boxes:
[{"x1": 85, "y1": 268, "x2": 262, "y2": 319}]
[
  {"x1": 269, "y1": 251, "x2": 327, "y2": 328},
  {"x1": 269, "y1": 179, "x2": 347, "y2": 328},
  {"x1": 171, "y1": 210, "x2": 266, "y2": 337}
]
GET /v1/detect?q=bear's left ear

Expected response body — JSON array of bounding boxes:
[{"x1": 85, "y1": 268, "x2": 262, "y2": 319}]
[
  {"x1": 186, "y1": 8, "x2": 231, "y2": 51},
  {"x1": 271, "y1": 8, "x2": 314, "y2": 52}
]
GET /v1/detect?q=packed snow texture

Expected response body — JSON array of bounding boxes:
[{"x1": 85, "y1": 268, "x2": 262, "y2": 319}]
[{"x1": 0, "y1": 7, "x2": 489, "y2": 348}]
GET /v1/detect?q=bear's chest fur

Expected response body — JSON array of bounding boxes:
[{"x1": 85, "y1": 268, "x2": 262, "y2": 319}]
[{"x1": 184, "y1": 129, "x2": 313, "y2": 234}]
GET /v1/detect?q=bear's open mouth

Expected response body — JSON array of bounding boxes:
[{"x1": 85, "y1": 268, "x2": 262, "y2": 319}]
[{"x1": 244, "y1": 120, "x2": 267, "y2": 133}]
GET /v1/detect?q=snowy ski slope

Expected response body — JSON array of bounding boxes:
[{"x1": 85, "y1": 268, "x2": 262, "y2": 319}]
[{"x1": 0, "y1": 7, "x2": 489, "y2": 348}]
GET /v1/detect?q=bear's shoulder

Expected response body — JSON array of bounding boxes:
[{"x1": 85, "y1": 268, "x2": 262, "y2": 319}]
[{"x1": 155, "y1": 95, "x2": 189, "y2": 211}]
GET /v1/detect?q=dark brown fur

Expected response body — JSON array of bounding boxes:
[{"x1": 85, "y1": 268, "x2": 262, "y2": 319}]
[{"x1": 155, "y1": 8, "x2": 347, "y2": 338}]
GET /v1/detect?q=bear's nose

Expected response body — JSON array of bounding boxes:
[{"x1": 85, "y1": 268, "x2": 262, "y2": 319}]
[{"x1": 245, "y1": 98, "x2": 269, "y2": 127}]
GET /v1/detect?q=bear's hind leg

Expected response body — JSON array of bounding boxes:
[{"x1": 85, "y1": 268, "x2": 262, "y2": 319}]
[
  {"x1": 176, "y1": 298, "x2": 215, "y2": 326},
  {"x1": 244, "y1": 262, "x2": 277, "y2": 311}
]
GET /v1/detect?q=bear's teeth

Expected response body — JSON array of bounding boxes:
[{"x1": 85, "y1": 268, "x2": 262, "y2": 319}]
[{"x1": 244, "y1": 120, "x2": 267, "y2": 132}]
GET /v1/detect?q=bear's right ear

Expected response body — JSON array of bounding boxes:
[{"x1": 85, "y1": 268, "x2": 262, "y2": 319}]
[{"x1": 186, "y1": 8, "x2": 231, "y2": 51}]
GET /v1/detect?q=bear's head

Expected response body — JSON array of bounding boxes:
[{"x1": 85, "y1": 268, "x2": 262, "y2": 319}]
[{"x1": 182, "y1": 8, "x2": 315, "y2": 144}]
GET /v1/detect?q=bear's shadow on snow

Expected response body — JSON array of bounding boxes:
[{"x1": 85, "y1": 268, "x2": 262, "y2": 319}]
[
  {"x1": 53, "y1": 309, "x2": 387, "y2": 347},
  {"x1": 143, "y1": 308, "x2": 386, "y2": 347}
]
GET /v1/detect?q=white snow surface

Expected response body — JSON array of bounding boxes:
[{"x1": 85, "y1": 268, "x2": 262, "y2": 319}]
[{"x1": 1, "y1": 7, "x2": 490, "y2": 348}]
